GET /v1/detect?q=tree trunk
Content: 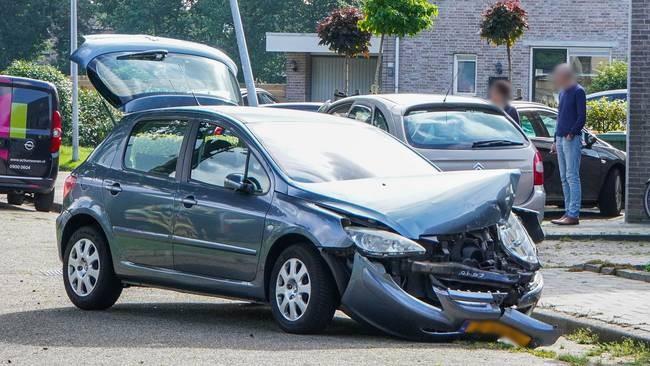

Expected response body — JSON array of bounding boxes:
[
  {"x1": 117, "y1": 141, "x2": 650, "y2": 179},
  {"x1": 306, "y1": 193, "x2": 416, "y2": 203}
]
[
  {"x1": 345, "y1": 56, "x2": 350, "y2": 96},
  {"x1": 372, "y1": 34, "x2": 384, "y2": 94},
  {"x1": 506, "y1": 44, "x2": 513, "y2": 81}
]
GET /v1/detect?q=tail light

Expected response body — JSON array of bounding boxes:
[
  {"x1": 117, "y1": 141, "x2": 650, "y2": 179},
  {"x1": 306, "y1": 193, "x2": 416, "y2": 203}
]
[
  {"x1": 50, "y1": 110, "x2": 62, "y2": 153},
  {"x1": 63, "y1": 174, "x2": 77, "y2": 199},
  {"x1": 533, "y1": 151, "x2": 544, "y2": 186}
]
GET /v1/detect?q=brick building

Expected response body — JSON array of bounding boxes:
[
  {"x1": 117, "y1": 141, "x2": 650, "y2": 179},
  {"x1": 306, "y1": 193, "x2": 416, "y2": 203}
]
[{"x1": 268, "y1": 0, "x2": 630, "y2": 103}]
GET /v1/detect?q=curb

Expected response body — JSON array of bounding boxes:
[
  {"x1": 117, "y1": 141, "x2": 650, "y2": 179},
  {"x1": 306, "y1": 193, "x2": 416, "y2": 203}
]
[
  {"x1": 544, "y1": 233, "x2": 650, "y2": 241},
  {"x1": 573, "y1": 263, "x2": 650, "y2": 283},
  {"x1": 533, "y1": 308, "x2": 650, "y2": 345}
]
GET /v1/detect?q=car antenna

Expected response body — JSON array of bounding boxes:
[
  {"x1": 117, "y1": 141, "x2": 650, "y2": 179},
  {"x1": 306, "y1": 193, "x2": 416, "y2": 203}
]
[
  {"x1": 443, "y1": 68, "x2": 459, "y2": 103},
  {"x1": 176, "y1": 63, "x2": 201, "y2": 107}
]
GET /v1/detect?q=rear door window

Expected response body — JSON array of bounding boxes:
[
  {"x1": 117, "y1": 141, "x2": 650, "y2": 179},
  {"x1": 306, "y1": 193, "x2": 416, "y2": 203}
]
[
  {"x1": 328, "y1": 102, "x2": 352, "y2": 117},
  {"x1": 0, "y1": 85, "x2": 53, "y2": 177},
  {"x1": 403, "y1": 107, "x2": 526, "y2": 149},
  {"x1": 348, "y1": 105, "x2": 372, "y2": 123},
  {"x1": 372, "y1": 109, "x2": 390, "y2": 132},
  {"x1": 123, "y1": 120, "x2": 189, "y2": 178},
  {"x1": 538, "y1": 112, "x2": 558, "y2": 137}
]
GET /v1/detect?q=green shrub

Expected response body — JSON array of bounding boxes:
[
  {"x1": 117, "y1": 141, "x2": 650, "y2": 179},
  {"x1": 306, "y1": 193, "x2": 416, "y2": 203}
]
[
  {"x1": 589, "y1": 61, "x2": 628, "y2": 94},
  {"x1": 2, "y1": 60, "x2": 119, "y2": 146},
  {"x1": 586, "y1": 98, "x2": 627, "y2": 133}
]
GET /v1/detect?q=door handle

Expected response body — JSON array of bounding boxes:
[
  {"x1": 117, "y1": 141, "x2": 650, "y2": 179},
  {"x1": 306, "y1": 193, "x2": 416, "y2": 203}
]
[
  {"x1": 104, "y1": 181, "x2": 122, "y2": 195},
  {"x1": 180, "y1": 195, "x2": 197, "y2": 208}
]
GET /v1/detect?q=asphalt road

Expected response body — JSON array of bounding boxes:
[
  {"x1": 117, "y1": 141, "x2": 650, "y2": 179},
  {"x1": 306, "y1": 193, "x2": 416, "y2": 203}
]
[{"x1": 0, "y1": 197, "x2": 567, "y2": 365}]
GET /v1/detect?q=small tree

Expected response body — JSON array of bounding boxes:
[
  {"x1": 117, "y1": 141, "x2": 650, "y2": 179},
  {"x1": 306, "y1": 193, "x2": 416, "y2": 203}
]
[
  {"x1": 480, "y1": 0, "x2": 528, "y2": 81},
  {"x1": 359, "y1": 0, "x2": 438, "y2": 93},
  {"x1": 589, "y1": 61, "x2": 628, "y2": 93},
  {"x1": 317, "y1": 7, "x2": 372, "y2": 96}
]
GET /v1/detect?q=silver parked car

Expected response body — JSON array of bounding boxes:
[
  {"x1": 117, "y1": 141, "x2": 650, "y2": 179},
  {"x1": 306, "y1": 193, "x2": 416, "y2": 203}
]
[{"x1": 322, "y1": 94, "x2": 546, "y2": 221}]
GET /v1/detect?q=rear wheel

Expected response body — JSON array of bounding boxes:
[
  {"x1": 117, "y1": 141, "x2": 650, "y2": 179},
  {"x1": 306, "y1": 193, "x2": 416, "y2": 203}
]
[
  {"x1": 63, "y1": 226, "x2": 122, "y2": 310},
  {"x1": 34, "y1": 190, "x2": 55, "y2": 212},
  {"x1": 6, "y1": 192, "x2": 24, "y2": 205},
  {"x1": 599, "y1": 169, "x2": 623, "y2": 217},
  {"x1": 269, "y1": 245, "x2": 338, "y2": 334}
]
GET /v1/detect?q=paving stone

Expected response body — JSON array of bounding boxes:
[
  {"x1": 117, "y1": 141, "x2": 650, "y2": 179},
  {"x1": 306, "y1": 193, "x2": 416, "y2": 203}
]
[
  {"x1": 539, "y1": 269, "x2": 650, "y2": 336},
  {"x1": 600, "y1": 267, "x2": 617, "y2": 275},
  {"x1": 583, "y1": 263, "x2": 602, "y2": 273},
  {"x1": 616, "y1": 269, "x2": 650, "y2": 283}
]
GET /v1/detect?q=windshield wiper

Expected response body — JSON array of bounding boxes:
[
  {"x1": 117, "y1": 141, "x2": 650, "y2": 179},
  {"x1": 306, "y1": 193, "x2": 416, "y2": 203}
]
[{"x1": 472, "y1": 139, "x2": 524, "y2": 148}]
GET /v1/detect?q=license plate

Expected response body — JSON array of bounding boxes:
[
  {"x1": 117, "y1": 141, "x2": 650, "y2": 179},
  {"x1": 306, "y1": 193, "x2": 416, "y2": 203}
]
[{"x1": 464, "y1": 320, "x2": 532, "y2": 347}]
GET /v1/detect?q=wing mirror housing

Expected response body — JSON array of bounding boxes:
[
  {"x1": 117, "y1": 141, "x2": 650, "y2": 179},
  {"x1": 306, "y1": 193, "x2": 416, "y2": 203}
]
[
  {"x1": 224, "y1": 173, "x2": 254, "y2": 194},
  {"x1": 584, "y1": 133, "x2": 598, "y2": 149}
]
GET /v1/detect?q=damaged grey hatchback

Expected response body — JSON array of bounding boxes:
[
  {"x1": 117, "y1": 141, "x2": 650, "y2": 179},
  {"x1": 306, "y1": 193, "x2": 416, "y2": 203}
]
[{"x1": 57, "y1": 35, "x2": 558, "y2": 348}]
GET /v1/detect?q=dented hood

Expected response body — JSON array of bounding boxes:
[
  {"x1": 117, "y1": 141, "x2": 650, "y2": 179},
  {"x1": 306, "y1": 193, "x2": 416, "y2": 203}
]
[{"x1": 290, "y1": 170, "x2": 520, "y2": 239}]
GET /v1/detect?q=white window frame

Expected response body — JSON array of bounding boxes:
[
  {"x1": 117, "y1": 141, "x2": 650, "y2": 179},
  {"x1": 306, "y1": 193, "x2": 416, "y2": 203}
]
[
  {"x1": 453, "y1": 54, "x2": 478, "y2": 96},
  {"x1": 528, "y1": 46, "x2": 612, "y2": 101}
]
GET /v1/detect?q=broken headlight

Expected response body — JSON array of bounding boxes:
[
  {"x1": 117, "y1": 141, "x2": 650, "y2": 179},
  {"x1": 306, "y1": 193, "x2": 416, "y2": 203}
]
[
  {"x1": 345, "y1": 227, "x2": 426, "y2": 258},
  {"x1": 497, "y1": 214, "x2": 540, "y2": 269}
]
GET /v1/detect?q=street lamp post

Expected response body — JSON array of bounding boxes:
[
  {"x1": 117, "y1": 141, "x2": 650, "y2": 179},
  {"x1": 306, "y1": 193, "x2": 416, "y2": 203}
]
[
  {"x1": 70, "y1": 0, "x2": 79, "y2": 161},
  {"x1": 229, "y1": 0, "x2": 258, "y2": 107}
]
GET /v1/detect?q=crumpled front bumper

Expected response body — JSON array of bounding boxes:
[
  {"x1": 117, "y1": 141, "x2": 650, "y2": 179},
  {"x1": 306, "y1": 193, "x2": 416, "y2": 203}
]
[{"x1": 340, "y1": 254, "x2": 559, "y2": 347}]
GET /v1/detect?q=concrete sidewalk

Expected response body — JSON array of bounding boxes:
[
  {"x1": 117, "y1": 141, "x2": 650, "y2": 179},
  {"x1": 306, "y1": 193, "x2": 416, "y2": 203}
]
[
  {"x1": 543, "y1": 215, "x2": 650, "y2": 241},
  {"x1": 536, "y1": 268, "x2": 650, "y2": 343}
]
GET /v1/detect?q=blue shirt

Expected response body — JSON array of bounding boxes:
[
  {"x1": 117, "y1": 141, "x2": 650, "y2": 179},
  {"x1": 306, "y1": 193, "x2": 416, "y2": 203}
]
[
  {"x1": 504, "y1": 104, "x2": 520, "y2": 125},
  {"x1": 556, "y1": 84, "x2": 587, "y2": 140}
]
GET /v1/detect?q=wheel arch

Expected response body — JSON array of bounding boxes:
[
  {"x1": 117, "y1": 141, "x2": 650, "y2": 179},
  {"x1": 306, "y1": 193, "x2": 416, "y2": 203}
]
[
  {"x1": 60, "y1": 212, "x2": 111, "y2": 260},
  {"x1": 262, "y1": 233, "x2": 348, "y2": 302}
]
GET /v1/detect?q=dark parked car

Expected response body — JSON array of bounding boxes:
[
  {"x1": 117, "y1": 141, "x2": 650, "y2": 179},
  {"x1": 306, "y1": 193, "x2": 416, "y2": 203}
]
[
  {"x1": 0, "y1": 75, "x2": 61, "y2": 211},
  {"x1": 586, "y1": 89, "x2": 627, "y2": 102},
  {"x1": 57, "y1": 35, "x2": 559, "y2": 347},
  {"x1": 513, "y1": 101, "x2": 626, "y2": 216}
]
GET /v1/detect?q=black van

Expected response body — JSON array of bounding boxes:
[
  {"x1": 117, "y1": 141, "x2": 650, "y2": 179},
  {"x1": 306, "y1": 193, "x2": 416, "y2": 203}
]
[{"x1": 0, "y1": 75, "x2": 61, "y2": 212}]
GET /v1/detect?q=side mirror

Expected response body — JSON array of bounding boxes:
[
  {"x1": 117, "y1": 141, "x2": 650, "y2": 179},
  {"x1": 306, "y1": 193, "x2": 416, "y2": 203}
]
[
  {"x1": 584, "y1": 133, "x2": 598, "y2": 149},
  {"x1": 224, "y1": 173, "x2": 254, "y2": 194}
]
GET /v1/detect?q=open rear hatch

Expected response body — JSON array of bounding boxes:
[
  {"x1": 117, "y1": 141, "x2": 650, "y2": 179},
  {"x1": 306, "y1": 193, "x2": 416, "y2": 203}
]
[
  {"x1": 71, "y1": 35, "x2": 242, "y2": 113},
  {"x1": 0, "y1": 76, "x2": 59, "y2": 178}
]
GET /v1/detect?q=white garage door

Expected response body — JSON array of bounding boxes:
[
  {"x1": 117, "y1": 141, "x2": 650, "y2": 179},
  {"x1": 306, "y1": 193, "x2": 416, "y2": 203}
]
[{"x1": 311, "y1": 56, "x2": 378, "y2": 102}]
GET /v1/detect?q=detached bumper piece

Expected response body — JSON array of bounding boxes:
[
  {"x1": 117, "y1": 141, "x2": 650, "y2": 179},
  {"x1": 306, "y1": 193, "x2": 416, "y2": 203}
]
[{"x1": 341, "y1": 254, "x2": 559, "y2": 347}]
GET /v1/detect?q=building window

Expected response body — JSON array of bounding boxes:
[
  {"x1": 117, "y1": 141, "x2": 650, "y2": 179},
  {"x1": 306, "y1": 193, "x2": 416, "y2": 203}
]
[
  {"x1": 454, "y1": 54, "x2": 477, "y2": 95},
  {"x1": 531, "y1": 47, "x2": 611, "y2": 104}
]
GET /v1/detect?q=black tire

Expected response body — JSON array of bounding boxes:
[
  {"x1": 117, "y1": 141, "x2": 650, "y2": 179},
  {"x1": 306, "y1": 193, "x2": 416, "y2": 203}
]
[
  {"x1": 6, "y1": 192, "x2": 24, "y2": 205},
  {"x1": 62, "y1": 226, "x2": 122, "y2": 310},
  {"x1": 599, "y1": 168, "x2": 623, "y2": 217},
  {"x1": 34, "y1": 190, "x2": 55, "y2": 212},
  {"x1": 269, "y1": 244, "x2": 338, "y2": 334}
]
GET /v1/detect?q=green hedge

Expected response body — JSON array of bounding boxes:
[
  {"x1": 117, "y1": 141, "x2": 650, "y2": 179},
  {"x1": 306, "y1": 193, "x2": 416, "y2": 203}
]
[
  {"x1": 2, "y1": 60, "x2": 119, "y2": 146},
  {"x1": 589, "y1": 61, "x2": 628, "y2": 94},
  {"x1": 587, "y1": 98, "x2": 627, "y2": 133}
]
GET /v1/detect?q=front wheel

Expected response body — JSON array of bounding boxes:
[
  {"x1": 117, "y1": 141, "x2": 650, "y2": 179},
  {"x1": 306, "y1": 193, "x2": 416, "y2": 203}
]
[
  {"x1": 269, "y1": 245, "x2": 338, "y2": 334},
  {"x1": 63, "y1": 226, "x2": 122, "y2": 310},
  {"x1": 599, "y1": 169, "x2": 623, "y2": 217}
]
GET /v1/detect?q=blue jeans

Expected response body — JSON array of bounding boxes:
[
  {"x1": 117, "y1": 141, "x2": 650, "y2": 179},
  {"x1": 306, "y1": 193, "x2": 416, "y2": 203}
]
[{"x1": 557, "y1": 136, "x2": 582, "y2": 218}]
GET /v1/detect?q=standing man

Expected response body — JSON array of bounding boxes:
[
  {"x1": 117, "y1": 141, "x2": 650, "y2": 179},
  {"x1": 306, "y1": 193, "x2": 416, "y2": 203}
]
[
  {"x1": 551, "y1": 64, "x2": 586, "y2": 225},
  {"x1": 488, "y1": 80, "x2": 520, "y2": 124}
]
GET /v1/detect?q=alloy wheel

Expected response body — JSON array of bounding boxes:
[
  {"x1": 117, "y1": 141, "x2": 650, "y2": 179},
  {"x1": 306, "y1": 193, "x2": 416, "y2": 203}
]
[
  {"x1": 67, "y1": 238, "x2": 100, "y2": 297},
  {"x1": 275, "y1": 258, "x2": 311, "y2": 321}
]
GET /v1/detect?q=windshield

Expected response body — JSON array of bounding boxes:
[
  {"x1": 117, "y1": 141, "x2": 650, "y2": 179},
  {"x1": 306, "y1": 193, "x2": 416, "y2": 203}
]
[
  {"x1": 403, "y1": 107, "x2": 526, "y2": 149},
  {"x1": 249, "y1": 122, "x2": 439, "y2": 183},
  {"x1": 92, "y1": 52, "x2": 241, "y2": 104}
]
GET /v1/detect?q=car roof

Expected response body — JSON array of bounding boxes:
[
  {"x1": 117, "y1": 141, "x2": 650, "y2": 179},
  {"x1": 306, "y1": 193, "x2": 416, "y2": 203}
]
[
  {"x1": 587, "y1": 89, "x2": 627, "y2": 98},
  {"x1": 511, "y1": 100, "x2": 557, "y2": 111},
  {"x1": 174, "y1": 105, "x2": 348, "y2": 125},
  {"x1": 340, "y1": 93, "x2": 494, "y2": 108}
]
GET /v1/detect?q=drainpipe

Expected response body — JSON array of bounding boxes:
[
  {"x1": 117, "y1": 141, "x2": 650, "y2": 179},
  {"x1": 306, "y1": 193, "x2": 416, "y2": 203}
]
[{"x1": 394, "y1": 37, "x2": 400, "y2": 93}]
